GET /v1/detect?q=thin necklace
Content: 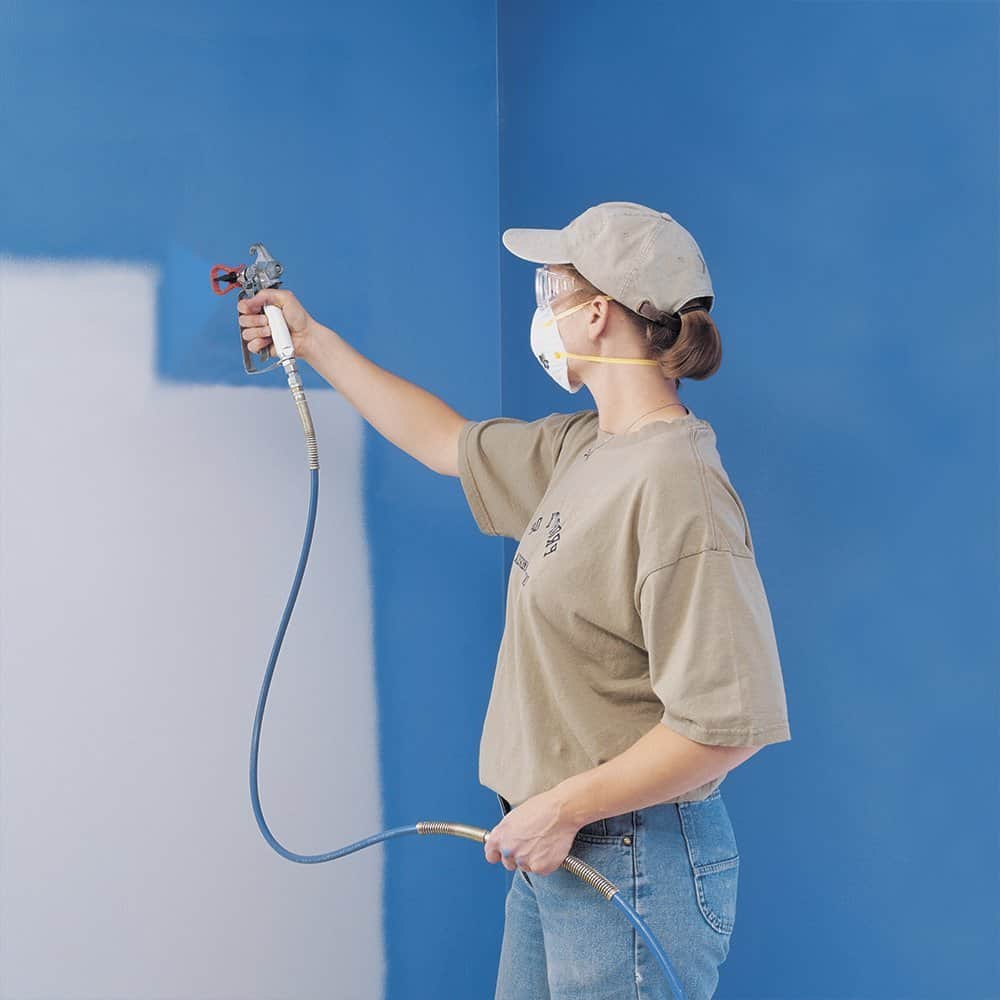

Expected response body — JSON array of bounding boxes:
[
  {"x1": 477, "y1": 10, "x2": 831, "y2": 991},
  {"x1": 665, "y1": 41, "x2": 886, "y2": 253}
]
[{"x1": 583, "y1": 402, "x2": 688, "y2": 459}]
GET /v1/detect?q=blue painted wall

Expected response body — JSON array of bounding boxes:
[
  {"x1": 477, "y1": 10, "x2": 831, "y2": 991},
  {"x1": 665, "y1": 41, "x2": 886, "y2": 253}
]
[
  {"x1": 498, "y1": 2, "x2": 998, "y2": 998},
  {"x1": 1, "y1": 0, "x2": 996, "y2": 997}
]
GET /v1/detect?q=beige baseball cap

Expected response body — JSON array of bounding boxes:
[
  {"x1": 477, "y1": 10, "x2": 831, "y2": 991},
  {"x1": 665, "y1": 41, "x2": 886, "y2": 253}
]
[{"x1": 502, "y1": 200, "x2": 714, "y2": 326}]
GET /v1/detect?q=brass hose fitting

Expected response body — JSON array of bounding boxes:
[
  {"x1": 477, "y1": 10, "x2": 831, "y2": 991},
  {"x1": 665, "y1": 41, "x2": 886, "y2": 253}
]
[
  {"x1": 281, "y1": 360, "x2": 319, "y2": 470},
  {"x1": 415, "y1": 821, "x2": 619, "y2": 901}
]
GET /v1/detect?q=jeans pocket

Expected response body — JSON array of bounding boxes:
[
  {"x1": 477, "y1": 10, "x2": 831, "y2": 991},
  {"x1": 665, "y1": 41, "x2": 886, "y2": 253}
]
[
  {"x1": 677, "y1": 793, "x2": 740, "y2": 936},
  {"x1": 573, "y1": 817, "x2": 622, "y2": 845}
]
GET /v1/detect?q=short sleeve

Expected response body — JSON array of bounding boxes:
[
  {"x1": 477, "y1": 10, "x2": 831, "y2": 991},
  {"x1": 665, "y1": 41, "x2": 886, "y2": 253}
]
[
  {"x1": 638, "y1": 548, "x2": 792, "y2": 747},
  {"x1": 457, "y1": 410, "x2": 582, "y2": 539}
]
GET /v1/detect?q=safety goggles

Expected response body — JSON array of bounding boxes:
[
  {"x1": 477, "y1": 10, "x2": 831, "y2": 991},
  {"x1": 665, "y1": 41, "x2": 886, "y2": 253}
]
[{"x1": 535, "y1": 266, "x2": 585, "y2": 309}]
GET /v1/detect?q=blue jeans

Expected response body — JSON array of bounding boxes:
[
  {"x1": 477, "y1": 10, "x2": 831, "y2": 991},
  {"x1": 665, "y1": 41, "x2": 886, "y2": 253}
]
[{"x1": 493, "y1": 789, "x2": 738, "y2": 1000}]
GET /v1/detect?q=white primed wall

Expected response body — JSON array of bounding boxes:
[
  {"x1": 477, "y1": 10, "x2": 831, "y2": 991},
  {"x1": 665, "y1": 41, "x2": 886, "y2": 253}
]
[{"x1": 0, "y1": 259, "x2": 384, "y2": 999}]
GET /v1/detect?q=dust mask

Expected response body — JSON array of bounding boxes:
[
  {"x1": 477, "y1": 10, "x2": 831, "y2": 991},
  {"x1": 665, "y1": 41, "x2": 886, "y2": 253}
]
[
  {"x1": 530, "y1": 302, "x2": 581, "y2": 393},
  {"x1": 529, "y1": 295, "x2": 662, "y2": 394}
]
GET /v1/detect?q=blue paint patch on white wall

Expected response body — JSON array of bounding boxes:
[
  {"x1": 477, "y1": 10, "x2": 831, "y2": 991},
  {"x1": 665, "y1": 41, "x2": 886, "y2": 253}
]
[{"x1": 159, "y1": 237, "x2": 258, "y2": 387}]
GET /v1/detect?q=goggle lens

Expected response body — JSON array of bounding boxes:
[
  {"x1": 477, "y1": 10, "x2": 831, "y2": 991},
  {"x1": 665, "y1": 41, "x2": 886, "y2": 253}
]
[{"x1": 535, "y1": 266, "x2": 582, "y2": 309}]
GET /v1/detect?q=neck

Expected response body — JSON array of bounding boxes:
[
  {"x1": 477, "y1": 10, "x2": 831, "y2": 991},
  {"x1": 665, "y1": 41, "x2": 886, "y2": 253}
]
[{"x1": 587, "y1": 369, "x2": 686, "y2": 434}]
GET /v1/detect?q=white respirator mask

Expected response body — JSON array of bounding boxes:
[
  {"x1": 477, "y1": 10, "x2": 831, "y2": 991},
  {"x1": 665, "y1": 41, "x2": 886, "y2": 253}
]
[{"x1": 530, "y1": 266, "x2": 662, "y2": 393}]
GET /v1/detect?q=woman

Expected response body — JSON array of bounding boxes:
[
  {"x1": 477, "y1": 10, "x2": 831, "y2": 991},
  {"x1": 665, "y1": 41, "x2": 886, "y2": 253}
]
[{"x1": 237, "y1": 201, "x2": 792, "y2": 1000}]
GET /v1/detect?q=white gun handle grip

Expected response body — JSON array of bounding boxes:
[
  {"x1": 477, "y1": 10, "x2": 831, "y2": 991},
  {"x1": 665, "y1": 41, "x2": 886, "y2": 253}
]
[{"x1": 263, "y1": 302, "x2": 295, "y2": 361}]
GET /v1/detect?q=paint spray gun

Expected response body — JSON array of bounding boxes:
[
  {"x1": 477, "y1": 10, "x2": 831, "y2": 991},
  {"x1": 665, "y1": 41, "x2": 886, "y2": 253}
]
[{"x1": 211, "y1": 242, "x2": 318, "y2": 470}]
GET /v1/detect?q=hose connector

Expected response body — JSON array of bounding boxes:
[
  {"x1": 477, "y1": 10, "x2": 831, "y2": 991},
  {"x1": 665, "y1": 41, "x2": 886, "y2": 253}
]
[{"x1": 281, "y1": 359, "x2": 319, "y2": 470}]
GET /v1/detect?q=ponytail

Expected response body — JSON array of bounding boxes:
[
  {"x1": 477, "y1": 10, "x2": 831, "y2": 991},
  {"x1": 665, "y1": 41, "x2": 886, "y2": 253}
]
[{"x1": 640, "y1": 299, "x2": 721, "y2": 388}]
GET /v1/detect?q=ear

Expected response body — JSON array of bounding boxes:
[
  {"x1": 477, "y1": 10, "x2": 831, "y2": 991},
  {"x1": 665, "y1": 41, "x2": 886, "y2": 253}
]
[{"x1": 584, "y1": 295, "x2": 613, "y2": 343}]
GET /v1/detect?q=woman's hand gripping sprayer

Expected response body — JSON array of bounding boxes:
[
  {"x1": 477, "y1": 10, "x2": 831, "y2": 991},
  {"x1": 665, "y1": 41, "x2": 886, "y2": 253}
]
[{"x1": 237, "y1": 287, "x2": 318, "y2": 364}]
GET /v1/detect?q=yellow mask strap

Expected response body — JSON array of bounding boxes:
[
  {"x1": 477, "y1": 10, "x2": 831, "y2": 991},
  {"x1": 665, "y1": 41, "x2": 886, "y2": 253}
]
[
  {"x1": 547, "y1": 295, "x2": 662, "y2": 367},
  {"x1": 554, "y1": 352, "x2": 660, "y2": 366},
  {"x1": 549, "y1": 295, "x2": 614, "y2": 322}
]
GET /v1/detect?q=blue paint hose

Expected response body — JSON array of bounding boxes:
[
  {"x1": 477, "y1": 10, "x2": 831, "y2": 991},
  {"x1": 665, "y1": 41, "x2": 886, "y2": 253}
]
[{"x1": 247, "y1": 363, "x2": 689, "y2": 1000}]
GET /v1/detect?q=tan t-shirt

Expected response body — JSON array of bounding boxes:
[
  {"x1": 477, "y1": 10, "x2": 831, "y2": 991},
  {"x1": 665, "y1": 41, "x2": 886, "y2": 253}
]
[{"x1": 457, "y1": 405, "x2": 791, "y2": 806}]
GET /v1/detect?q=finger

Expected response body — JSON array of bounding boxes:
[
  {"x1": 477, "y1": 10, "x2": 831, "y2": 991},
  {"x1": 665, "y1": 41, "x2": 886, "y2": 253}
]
[
  {"x1": 243, "y1": 324, "x2": 273, "y2": 343},
  {"x1": 245, "y1": 288, "x2": 290, "y2": 314},
  {"x1": 237, "y1": 294, "x2": 268, "y2": 314},
  {"x1": 248, "y1": 337, "x2": 272, "y2": 353},
  {"x1": 238, "y1": 293, "x2": 265, "y2": 315},
  {"x1": 239, "y1": 313, "x2": 269, "y2": 329}
]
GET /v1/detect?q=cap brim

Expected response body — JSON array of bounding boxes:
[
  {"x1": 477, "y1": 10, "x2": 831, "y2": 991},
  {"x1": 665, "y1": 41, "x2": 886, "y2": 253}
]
[{"x1": 501, "y1": 227, "x2": 572, "y2": 263}]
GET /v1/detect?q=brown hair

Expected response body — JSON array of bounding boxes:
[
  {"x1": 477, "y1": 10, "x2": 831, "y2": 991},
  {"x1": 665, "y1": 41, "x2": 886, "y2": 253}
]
[{"x1": 553, "y1": 264, "x2": 721, "y2": 388}]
